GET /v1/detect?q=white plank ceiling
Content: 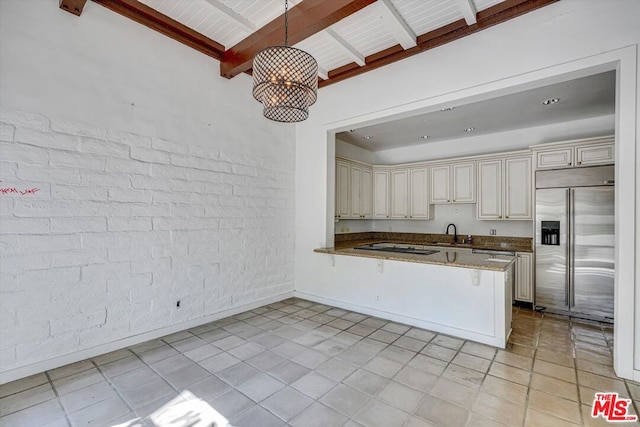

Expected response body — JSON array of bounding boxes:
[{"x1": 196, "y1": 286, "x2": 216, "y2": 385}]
[{"x1": 137, "y1": 0, "x2": 508, "y2": 80}]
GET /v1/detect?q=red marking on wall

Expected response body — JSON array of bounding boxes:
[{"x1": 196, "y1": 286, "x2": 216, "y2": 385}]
[{"x1": 0, "y1": 181, "x2": 40, "y2": 196}]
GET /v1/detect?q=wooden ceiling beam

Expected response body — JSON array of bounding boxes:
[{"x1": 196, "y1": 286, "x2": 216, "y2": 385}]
[
  {"x1": 92, "y1": 0, "x2": 225, "y2": 60},
  {"x1": 319, "y1": 0, "x2": 558, "y2": 88},
  {"x1": 220, "y1": 0, "x2": 376, "y2": 79},
  {"x1": 60, "y1": 0, "x2": 88, "y2": 16}
]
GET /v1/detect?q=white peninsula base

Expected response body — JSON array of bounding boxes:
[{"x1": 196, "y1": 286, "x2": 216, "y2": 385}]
[{"x1": 298, "y1": 254, "x2": 514, "y2": 348}]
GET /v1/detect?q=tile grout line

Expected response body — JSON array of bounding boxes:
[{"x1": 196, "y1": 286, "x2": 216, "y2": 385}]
[{"x1": 43, "y1": 370, "x2": 73, "y2": 427}]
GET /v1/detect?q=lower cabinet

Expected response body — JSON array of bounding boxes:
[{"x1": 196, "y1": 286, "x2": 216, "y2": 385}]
[{"x1": 515, "y1": 252, "x2": 533, "y2": 302}]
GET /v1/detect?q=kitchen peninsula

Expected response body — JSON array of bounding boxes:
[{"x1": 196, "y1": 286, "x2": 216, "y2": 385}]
[{"x1": 311, "y1": 233, "x2": 531, "y2": 348}]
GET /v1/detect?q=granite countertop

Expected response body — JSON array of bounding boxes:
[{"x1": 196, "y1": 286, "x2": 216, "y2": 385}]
[
  {"x1": 314, "y1": 232, "x2": 531, "y2": 272},
  {"x1": 314, "y1": 245, "x2": 516, "y2": 272},
  {"x1": 333, "y1": 232, "x2": 533, "y2": 253}
]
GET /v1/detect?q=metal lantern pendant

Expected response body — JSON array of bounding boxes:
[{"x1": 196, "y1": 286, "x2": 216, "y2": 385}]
[{"x1": 252, "y1": 0, "x2": 318, "y2": 123}]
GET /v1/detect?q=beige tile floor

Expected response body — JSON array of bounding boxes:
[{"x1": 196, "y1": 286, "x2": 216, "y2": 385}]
[{"x1": 0, "y1": 299, "x2": 638, "y2": 427}]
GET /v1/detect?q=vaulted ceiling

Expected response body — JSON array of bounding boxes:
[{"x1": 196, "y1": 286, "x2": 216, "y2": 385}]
[{"x1": 62, "y1": 0, "x2": 558, "y2": 87}]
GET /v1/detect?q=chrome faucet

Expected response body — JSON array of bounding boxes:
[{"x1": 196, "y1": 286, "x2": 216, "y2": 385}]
[{"x1": 445, "y1": 223, "x2": 457, "y2": 244}]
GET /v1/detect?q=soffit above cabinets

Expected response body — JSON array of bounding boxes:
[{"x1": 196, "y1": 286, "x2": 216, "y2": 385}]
[
  {"x1": 337, "y1": 70, "x2": 616, "y2": 152},
  {"x1": 79, "y1": 0, "x2": 557, "y2": 87}
]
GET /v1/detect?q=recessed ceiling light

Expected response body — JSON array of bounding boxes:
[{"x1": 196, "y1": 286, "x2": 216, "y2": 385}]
[
  {"x1": 542, "y1": 98, "x2": 560, "y2": 105},
  {"x1": 464, "y1": 127, "x2": 475, "y2": 132},
  {"x1": 363, "y1": 135, "x2": 373, "y2": 140},
  {"x1": 420, "y1": 135, "x2": 430, "y2": 139},
  {"x1": 441, "y1": 107, "x2": 455, "y2": 111}
]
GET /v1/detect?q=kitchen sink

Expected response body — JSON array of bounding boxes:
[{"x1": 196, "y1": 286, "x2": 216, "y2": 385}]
[{"x1": 353, "y1": 243, "x2": 440, "y2": 256}]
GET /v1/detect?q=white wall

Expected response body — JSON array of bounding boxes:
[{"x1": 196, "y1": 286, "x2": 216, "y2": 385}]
[
  {"x1": 0, "y1": 1, "x2": 295, "y2": 382},
  {"x1": 295, "y1": 0, "x2": 639, "y2": 380}
]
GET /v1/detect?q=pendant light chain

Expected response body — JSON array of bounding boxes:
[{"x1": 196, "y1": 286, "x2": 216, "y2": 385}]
[{"x1": 284, "y1": 0, "x2": 289, "y2": 47}]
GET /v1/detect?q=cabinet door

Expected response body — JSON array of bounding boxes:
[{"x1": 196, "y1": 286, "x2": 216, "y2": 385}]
[
  {"x1": 361, "y1": 168, "x2": 373, "y2": 218},
  {"x1": 409, "y1": 168, "x2": 430, "y2": 219},
  {"x1": 504, "y1": 157, "x2": 532, "y2": 219},
  {"x1": 515, "y1": 252, "x2": 533, "y2": 302},
  {"x1": 429, "y1": 165, "x2": 450, "y2": 204},
  {"x1": 536, "y1": 148, "x2": 573, "y2": 169},
  {"x1": 390, "y1": 169, "x2": 409, "y2": 218},
  {"x1": 336, "y1": 161, "x2": 350, "y2": 218},
  {"x1": 373, "y1": 170, "x2": 390, "y2": 219},
  {"x1": 576, "y1": 143, "x2": 614, "y2": 166},
  {"x1": 350, "y1": 165, "x2": 362, "y2": 218},
  {"x1": 477, "y1": 160, "x2": 502, "y2": 219},
  {"x1": 452, "y1": 162, "x2": 475, "y2": 203}
]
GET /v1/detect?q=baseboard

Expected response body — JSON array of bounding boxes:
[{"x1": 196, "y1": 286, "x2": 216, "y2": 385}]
[
  {"x1": 294, "y1": 291, "x2": 504, "y2": 348},
  {"x1": 0, "y1": 291, "x2": 294, "y2": 385}
]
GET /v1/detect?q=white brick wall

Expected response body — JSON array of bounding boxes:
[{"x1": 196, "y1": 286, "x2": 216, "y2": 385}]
[{"x1": 0, "y1": 107, "x2": 295, "y2": 376}]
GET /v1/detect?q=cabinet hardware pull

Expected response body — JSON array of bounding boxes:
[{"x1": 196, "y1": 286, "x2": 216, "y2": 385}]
[
  {"x1": 505, "y1": 215, "x2": 509, "y2": 218},
  {"x1": 568, "y1": 162, "x2": 572, "y2": 166},
  {"x1": 577, "y1": 161, "x2": 581, "y2": 165}
]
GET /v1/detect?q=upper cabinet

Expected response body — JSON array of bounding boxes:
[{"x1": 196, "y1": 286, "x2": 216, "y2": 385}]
[
  {"x1": 390, "y1": 169, "x2": 409, "y2": 219},
  {"x1": 430, "y1": 162, "x2": 475, "y2": 204},
  {"x1": 335, "y1": 160, "x2": 351, "y2": 219},
  {"x1": 504, "y1": 157, "x2": 532, "y2": 219},
  {"x1": 375, "y1": 166, "x2": 432, "y2": 220},
  {"x1": 336, "y1": 135, "x2": 612, "y2": 223},
  {"x1": 373, "y1": 169, "x2": 390, "y2": 219},
  {"x1": 575, "y1": 143, "x2": 615, "y2": 166},
  {"x1": 535, "y1": 148, "x2": 573, "y2": 169},
  {"x1": 477, "y1": 156, "x2": 531, "y2": 220},
  {"x1": 532, "y1": 136, "x2": 614, "y2": 170},
  {"x1": 335, "y1": 158, "x2": 373, "y2": 220},
  {"x1": 409, "y1": 168, "x2": 432, "y2": 219}
]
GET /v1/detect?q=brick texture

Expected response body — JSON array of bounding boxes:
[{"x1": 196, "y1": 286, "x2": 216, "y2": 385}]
[{"x1": 0, "y1": 108, "x2": 295, "y2": 374}]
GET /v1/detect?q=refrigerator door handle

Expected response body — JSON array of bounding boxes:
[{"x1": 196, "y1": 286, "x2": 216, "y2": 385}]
[
  {"x1": 565, "y1": 188, "x2": 571, "y2": 307},
  {"x1": 570, "y1": 188, "x2": 576, "y2": 308}
]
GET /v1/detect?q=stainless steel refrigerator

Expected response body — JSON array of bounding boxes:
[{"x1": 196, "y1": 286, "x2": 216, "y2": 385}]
[{"x1": 535, "y1": 165, "x2": 615, "y2": 321}]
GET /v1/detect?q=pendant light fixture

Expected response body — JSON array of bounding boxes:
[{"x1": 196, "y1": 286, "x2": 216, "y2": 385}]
[{"x1": 252, "y1": 0, "x2": 318, "y2": 123}]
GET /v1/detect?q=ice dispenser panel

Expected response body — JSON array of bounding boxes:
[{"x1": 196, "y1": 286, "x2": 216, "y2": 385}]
[{"x1": 541, "y1": 221, "x2": 560, "y2": 245}]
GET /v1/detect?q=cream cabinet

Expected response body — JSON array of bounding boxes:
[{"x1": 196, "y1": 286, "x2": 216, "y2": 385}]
[
  {"x1": 335, "y1": 160, "x2": 350, "y2": 219},
  {"x1": 477, "y1": 156, "x2": 531, "y2": 220},
  {"x1": 429, "y1": 162, "x2": 475, "y2": 204},
  {"x1": 373, "y1": 169, "x2": 390, "y2": 219},
  {"x1": 409, "y1": 168, "x2": 432, "y2": 219},
  {"x1": 535, "y1": 148, "x2": 573, "y2": 169},
  {"x1": 349, "y1": 165, "x2": 372, "y2": 219},
  {"x1": 575, "y1": 143, "x2": 615, "y2": 166},
  {"x1": 477, "y1": 160, "x2": 502, "y2": 219},
  {"x1": 384, "y1": 167, "x2": 433, "y2": 220},
  {"x1": 335, "y1": 159, "x2": 372, "y2": 219},
  {"x1": 505, "y1": 157, "x2": 532, "y2": 219},
  {"x1": 533, "y1": 136, "x2": 614, "y2": 170},
  {"x1": 515, "y1": 252, "x2": 533, "y2": 302},
  {"x1": 390, "y1": 169, "x2": 409, "y2": 219}
]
